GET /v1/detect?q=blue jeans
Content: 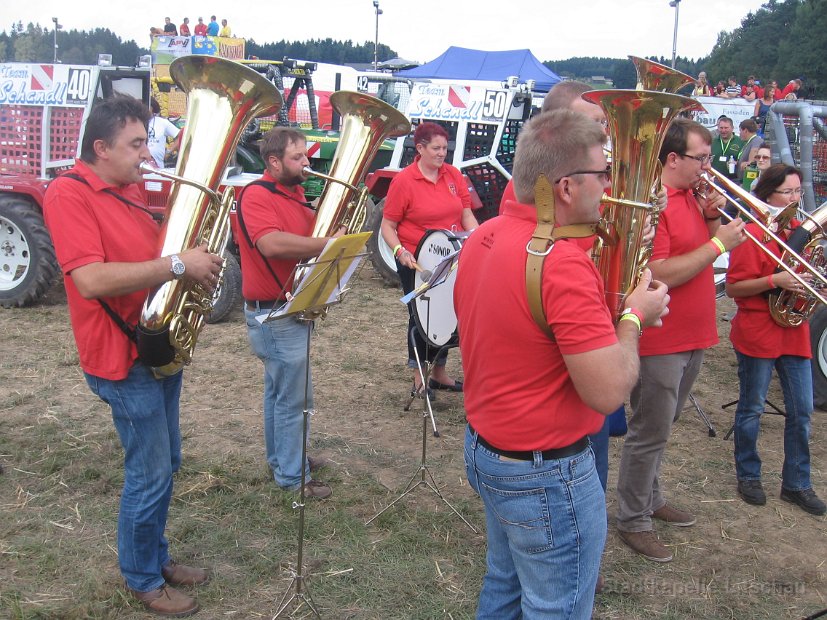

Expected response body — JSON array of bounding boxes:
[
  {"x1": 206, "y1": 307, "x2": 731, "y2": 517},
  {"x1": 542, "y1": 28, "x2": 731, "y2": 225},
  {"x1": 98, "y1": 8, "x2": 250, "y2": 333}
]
[
  {"x1": 733, "y1": 352, "x2": 813, "y2": 491},
  {"x1": 464, "y1": 426, "x2": 605, "y2": 620},
  {"x1": 589, "y1": 414, "x2": 610, "y2": 492},
  {"x1": 85, "y1": 363, "x2": 183, "y2": 593},
  {"x1": 245, "y1": 308, "x2": 313, "y2": 490}
]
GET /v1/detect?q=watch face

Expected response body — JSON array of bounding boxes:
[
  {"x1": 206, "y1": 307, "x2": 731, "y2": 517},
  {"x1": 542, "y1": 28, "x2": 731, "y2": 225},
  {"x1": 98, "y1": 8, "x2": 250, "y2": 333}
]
[{"x1": 171, "y1": 256, "x2": 185, "y2": 276}]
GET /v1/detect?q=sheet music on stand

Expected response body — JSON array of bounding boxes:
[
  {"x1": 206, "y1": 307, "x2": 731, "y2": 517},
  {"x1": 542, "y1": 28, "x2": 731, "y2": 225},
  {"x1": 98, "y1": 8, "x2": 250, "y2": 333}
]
[
  {"x1": 400, "y1": 248, "x2": 460, "y2": 305},
  {"x1": 258, "y1": 232, "x2": 371, "y2": 323}
]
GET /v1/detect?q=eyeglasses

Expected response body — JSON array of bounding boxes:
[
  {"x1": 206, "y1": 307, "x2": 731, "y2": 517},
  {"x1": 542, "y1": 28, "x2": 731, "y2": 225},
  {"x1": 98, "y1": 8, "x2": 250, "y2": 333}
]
[
  {"x1": 773, "y1": 187, "x2": 802, "y2": 197},
  {"x1": 676, "y1": 152, "x2": 712, "y2": 165},
  {"x1": 554, "y1": 164, "x2": 612, "y2": 184},
  {"x1": 754, "y1": 155, "x2": 771, "y2": 161}
]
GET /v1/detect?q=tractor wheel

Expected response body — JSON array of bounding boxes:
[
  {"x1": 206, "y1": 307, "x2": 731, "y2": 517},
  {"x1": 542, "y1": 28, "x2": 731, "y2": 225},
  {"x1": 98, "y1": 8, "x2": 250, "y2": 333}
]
[
  {"x1": 809, "y1": 305, "x2": 827, "y2": 410},
  {"x1": 207, "y1": 251, "x2": 241, "y2": 323},
  {"x1": 0, "y1": 195, "x2": 60, "y2": 308},
  {"x1": 366, "y1": 198, "x2": 399, "y2": 287}
]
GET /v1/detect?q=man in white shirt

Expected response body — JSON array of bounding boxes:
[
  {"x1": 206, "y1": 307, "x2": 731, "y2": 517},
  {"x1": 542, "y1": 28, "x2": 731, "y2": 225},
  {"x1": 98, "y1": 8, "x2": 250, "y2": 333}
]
[{"x1": 147, "y1": 98, "x2": 180, "y2": 168}]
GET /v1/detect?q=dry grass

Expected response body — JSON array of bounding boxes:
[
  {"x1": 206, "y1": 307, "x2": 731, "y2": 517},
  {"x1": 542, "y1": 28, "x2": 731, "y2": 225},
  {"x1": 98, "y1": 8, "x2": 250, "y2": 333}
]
[{"x1": 0, "y1": 271, "x2": 825, "y2": 619}]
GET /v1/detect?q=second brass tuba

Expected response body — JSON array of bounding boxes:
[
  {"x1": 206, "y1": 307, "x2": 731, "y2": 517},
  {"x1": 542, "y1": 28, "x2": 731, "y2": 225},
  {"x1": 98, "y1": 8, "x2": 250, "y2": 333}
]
[
  {"x1": 582, "y1": 89, "x2": 703, "y2": 319},
  {"x1": 306, "y1": 91, "x2": 410, "y2": 238},
  {"x1": 138, "y1": 56, "x2": 283, "y2": 375}
]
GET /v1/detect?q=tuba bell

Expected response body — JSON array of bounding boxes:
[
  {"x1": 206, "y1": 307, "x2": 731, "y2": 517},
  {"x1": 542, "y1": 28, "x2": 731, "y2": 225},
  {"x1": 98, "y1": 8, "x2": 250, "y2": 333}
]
[
  {"x1": 305, "y1": 91, "x2": 410, "y2": 238},
  {"x1": 629, "y1": 55, "x2": 696, "y2": 93},
  {"x1": 138, "y1": 56, "x2": 283, "y2": 375},
  {"x1": 582, "y1": 88, "x2": 703, "y2": 319}
]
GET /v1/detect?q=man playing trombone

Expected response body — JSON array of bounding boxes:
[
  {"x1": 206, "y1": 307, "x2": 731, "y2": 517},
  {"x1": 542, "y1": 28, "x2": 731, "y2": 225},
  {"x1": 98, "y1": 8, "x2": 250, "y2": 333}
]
[{"x1": 616, "y1": 118, "x2": 747, "y2": 563}]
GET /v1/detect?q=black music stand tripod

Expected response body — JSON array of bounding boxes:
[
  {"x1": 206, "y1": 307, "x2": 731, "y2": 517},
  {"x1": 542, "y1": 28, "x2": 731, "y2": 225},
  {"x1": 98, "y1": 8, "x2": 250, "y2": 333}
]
[
  {"x1": 366, "y1": 256, "x2": 478, "y2": 534},
  {"x1": 266, "y1": 233, "x2": 370, "y2": 619}
]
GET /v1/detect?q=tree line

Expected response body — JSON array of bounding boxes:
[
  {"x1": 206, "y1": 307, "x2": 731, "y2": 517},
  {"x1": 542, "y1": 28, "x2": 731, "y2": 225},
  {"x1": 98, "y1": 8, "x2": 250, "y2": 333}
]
[{"x1": 1, "y1": 1, "x2": 823, "y2": 98}]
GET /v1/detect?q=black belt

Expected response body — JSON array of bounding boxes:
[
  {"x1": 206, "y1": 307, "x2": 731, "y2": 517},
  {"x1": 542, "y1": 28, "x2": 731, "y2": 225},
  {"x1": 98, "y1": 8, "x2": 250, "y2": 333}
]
[
  {"x1": 245, "y1": 299, "x2": 286, "y2": 311},
  {"x1": 471, "y1": 425, "x2": 589, "y2": 461}
]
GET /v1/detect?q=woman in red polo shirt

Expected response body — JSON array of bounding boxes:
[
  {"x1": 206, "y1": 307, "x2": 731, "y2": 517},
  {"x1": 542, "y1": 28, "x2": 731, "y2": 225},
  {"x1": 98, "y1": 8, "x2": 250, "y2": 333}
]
[
  {"x1": 726, "y1": 164, "x2": 826, "y2": 515},
  {"x1": 380, "y1": 122, "x2": 479, "y2": 396}
]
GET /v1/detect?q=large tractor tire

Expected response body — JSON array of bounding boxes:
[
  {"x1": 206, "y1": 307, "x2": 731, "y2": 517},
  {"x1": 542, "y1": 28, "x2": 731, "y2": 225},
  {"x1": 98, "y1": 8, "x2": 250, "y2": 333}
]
[
  {"x1": 809, "y1": 305, "x2": 827, "y2": 410},
  {"x1": 0, "y1": 195, "x2": 59, "y2": 308},
  {"x1": 366, "y1": 198, "x2": 400, "y2": 287},
  {"x1": 206, "y1": 251, "x2": 241, "y2": 324}
]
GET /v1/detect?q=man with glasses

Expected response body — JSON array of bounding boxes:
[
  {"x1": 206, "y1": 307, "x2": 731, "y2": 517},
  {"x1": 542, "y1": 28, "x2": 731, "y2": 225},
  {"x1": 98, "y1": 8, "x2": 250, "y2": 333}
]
[
  {"x1": 456, "y1": 109, "x2": 669, "y2": 616},
  {"x1": 616, "y1": 118, "x2": 747, "y2": 563}
]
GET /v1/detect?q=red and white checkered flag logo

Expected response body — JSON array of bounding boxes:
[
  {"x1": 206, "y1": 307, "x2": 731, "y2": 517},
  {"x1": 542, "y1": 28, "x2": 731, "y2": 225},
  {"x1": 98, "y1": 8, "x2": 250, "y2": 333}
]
[{"x1": 448, "y1": 86, "x2": 470, "y2": 108}]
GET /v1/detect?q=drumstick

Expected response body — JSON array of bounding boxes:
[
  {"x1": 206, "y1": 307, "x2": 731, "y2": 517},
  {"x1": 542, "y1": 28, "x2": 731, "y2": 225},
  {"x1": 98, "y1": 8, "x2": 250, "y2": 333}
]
[{"x1": 412, "y1": 262, "x2": 433, "y2": 281}]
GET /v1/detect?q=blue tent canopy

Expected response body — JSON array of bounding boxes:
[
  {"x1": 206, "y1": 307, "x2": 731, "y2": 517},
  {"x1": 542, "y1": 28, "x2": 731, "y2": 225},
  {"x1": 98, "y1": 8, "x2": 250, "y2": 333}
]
[{"x1": 397, "y1": 47, "x2": 561, "y2": 92}]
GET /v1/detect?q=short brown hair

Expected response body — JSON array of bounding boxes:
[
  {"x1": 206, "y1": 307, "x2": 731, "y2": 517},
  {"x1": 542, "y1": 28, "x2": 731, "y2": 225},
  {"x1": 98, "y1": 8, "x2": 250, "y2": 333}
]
[
  {"x1": 659, "y1": 118, "x2": 712, "y2": 164},
  {"x1": 259, "y1": 127, "x2": 305, "y2": 162},
  {"x1": 541, "y1": 81, "x2": 591, "y2": 114},
  {"x1": 753, "y1": 164, "x2": 801, "y2": 202}
]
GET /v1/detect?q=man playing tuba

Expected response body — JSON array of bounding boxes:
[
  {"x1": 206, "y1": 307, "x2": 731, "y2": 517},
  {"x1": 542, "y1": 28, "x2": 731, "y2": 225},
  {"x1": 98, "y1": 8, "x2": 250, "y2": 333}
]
[{"x1": 43, "y1": 95, "x2": 222, "y2": 617}]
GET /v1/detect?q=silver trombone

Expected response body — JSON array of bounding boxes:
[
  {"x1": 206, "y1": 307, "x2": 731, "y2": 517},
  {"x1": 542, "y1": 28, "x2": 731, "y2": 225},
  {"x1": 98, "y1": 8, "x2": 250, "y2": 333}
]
[{"x1": 696, "y1": 168, "x2": 827, "y2": 306}]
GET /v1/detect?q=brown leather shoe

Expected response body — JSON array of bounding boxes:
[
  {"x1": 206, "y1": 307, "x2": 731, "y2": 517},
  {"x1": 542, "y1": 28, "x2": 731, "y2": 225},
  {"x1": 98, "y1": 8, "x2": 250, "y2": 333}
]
[
  {"x1": 162, "y1": 561, "x2": 210, "y2": 586},
  {"x1": 130, "y1": 584, "x2": 199, "y2": 617},
  {"x1": 618, "y1": 529, "x2": 673, "y2": 562},
  {"x1": 303, "y1": 479, "x2": 332, "y2": 499},
  {"x1": 652, "y1": 503, "x2": 696, "y2": 527}
]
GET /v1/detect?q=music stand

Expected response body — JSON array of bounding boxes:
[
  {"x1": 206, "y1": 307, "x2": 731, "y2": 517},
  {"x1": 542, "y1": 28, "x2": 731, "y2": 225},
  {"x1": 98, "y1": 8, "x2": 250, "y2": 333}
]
[
  {"x1": 266, "y1": 232, "x2": 371, "y2": 620},
  {"x1": 366, "y1": 252, "x2": 478, "y2": 534}
]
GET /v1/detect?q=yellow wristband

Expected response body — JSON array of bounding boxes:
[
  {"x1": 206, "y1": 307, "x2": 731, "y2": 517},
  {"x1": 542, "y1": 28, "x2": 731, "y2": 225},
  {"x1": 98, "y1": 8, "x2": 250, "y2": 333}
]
[
  {"x1": 709, "y1": 236, "x2": 726, "y2": 255},
  {"x1": 392, "y1": 244, "x2": 402, "y2": 258},
  {"x1": 619, "y1": 312, "x2": 643, "y2": 335}
]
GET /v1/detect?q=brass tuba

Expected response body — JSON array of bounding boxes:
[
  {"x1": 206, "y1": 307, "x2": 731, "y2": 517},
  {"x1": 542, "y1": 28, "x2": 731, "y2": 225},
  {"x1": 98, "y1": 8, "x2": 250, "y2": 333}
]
[
  {"x1": 630, "y1": 55, "x2": 696, "y2": 93},
  {"x1": 138, "y1": 56, "x2": 283, "y2": 375},
  {"x1": 769, "y1": 202, "x2": 827, "y2": 326},
  {"x1": 306, "y1": 91, "x2": 410, "y2": 238},
  {"x1": 582, "y1": 89, "x2": 703, "y2": 319}
]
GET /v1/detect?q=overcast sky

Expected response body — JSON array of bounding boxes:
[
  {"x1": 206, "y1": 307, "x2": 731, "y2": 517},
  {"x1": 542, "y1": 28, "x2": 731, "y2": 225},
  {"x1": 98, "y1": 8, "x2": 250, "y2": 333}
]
[{"x1": 14, "y1": 0, "x2": 770, "y2": 64}]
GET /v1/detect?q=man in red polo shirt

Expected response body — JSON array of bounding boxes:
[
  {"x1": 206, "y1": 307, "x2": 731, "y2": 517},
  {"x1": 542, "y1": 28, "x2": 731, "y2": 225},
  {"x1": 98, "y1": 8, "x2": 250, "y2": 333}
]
[
  {"x1": 456, "y1": 109, "x2": 669, "y2": 617},
  {"x1": 43, "y1": 95, "x2": 222, "y2": 617},
  {"x1": 236, "y1": 127, "x2": 342, "y2": 500},
  {"x1": 615, "y1": 118, "x2": 746, "y2": 563}
]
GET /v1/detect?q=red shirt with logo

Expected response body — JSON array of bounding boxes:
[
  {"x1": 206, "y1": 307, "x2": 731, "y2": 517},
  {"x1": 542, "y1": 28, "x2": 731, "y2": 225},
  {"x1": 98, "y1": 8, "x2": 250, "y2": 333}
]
[
  {"x1": 383, "y1": 157, "x2": 471, "y2": 255},
  {"x1": 639, "y1": 186, "x2": 719, "y2": 356},
  {"x1": 235, "y1": 172, "x2": 315, "y2": 300},
  {"x1": 727, "y1": 221, "x2": 811, "y2": 358},
  {"x1": 454, "y1": 200, "x2": 614, "y2": 450},
  {"x1": 43, "y1": 161, "x2": 160, "y2": 380}
]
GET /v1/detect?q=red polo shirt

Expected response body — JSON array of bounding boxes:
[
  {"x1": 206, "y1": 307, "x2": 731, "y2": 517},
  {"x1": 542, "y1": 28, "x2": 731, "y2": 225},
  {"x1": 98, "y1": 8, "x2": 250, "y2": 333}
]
[
  {"x1": 727, "y1": 222, "x2": 811, "y2": 358},
  {"x1": 454, "y1": 200, "x2": 614, "y2": 451},
  {"x1": 43, "y1": 161, "x2": 160, "y2": 380},
  {"x1": 235, "y1": 172, "x2": 315, "y2": 300},
  {"x1": 383, "y1": 157, "x2": 471, "y2": 255},
  {"x1": 639, "y1": 186, "x2": 718, "y2": 356}
]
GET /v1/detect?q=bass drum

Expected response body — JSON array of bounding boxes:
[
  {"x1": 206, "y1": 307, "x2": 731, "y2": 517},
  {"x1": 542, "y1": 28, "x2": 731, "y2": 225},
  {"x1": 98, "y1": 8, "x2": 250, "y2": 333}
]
[{"x1": 412, "y1": 229, "x2": 464, "y2": 349}]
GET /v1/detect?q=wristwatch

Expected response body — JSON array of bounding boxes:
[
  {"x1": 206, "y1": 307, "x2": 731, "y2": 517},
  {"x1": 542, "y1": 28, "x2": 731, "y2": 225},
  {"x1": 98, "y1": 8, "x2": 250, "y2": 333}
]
[{"x1": 169, "y1": 254, "x2": 186, "y2": 280}]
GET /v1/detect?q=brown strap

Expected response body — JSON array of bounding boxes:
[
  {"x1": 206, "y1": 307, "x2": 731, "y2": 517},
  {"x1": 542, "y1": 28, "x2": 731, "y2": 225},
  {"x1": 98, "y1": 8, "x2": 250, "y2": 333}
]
[{"x1": 525, "y1": 175, "x2": 600, "y2": 340}]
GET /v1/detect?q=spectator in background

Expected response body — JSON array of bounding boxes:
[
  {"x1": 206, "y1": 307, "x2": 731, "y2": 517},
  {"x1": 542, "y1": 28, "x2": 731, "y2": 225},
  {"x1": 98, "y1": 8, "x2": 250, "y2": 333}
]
[
  {"x1": 147, "y1": 98, "x2": 181, "y2": 168},
  {"x1": 754, "y1": 86, "x2": 775, "y2": 135},
  {"x1": 714, "y1": 81, "x2": 727, "y2": 97},
  {"x1": 744, "y1": 144, "x2": 772, "y2": 191},
  {"x1": 725, "y1": 76, "x2": 742, "y2": 98},
  {"x1": 782, "y1": 78, "x2": 802, "y2": 100},
  {"x1": 741, "y1": 76, "x2": 764, "y2": 99},
  {"x1": 743, "y1": 84, "x2": 757, "y2": 102},
  {"x1": 693, "y1": 71, "x2": 711, "y2": 96},
  {"x1": 711, "y1": 116, "x2": 742, "y2": 180},
  {"x1": 207, "y1": 15, "x2": 220, "y2": 36},
  {"x1": 769, "y1": 80, "x2": 783, "y2": 100},
  {"x1": 219, "y1": 19, "x2": 232, "y2": 37},
  {"x1": 736, "y1": 118, "x2": 764, "y2": 181},
  {"x1": 179, "y1": 17, "x2": 190, "y2": 36},
  {"x1": 163, "y1": 17, "x2": 177, "y2": 35},
  {"x1": 193, "y1": 17, "x2": 207, "y2": 36}
]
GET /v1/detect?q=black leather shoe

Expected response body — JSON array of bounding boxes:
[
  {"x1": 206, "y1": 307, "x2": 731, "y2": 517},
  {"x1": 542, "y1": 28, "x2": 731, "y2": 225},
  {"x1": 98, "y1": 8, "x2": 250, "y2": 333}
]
[
  {"x1": 780, "y1": 488, "x2": 826, "y2": 515},
  {"x1": 737, "y1": 480, "x2": 766, "y2": 506}
]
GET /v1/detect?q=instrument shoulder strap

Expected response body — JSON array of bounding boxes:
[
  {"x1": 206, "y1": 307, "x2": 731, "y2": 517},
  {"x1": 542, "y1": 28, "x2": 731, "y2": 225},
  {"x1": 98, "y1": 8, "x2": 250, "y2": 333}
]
[
  {"x1": 61, "y1": 172, "x2": 144, "y2": 344},
  {"x1": 62, "y1": 172, "x2": 163, "y2": 222},
  {"x1": 235, "y1": 179, "x2": 313, "y2": 294},
  {"x1": 525, "y1": 176, "x2": 599, "y2": 340}
]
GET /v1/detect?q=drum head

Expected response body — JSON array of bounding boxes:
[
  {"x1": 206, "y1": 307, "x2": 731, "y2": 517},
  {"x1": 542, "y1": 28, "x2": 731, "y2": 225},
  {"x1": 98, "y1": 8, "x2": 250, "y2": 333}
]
[{"x1": 413, "y1": 229, "x2": 462, "y2": 348}]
